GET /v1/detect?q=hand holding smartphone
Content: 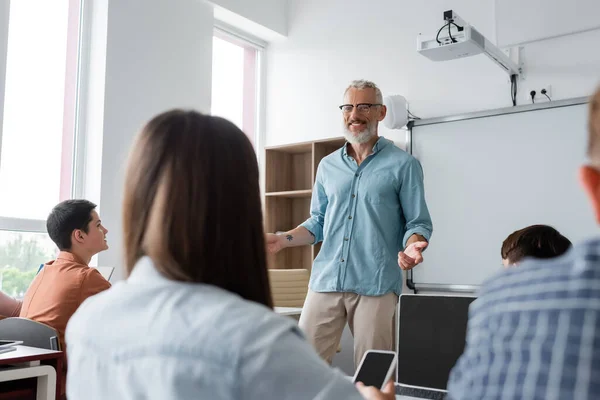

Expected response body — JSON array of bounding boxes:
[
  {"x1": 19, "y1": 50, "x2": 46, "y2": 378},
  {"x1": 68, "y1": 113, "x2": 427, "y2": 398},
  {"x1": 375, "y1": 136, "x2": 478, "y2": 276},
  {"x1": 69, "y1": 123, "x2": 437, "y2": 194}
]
[{"x1": 353, "y1": 350, "x2": 397, "y2": 389}]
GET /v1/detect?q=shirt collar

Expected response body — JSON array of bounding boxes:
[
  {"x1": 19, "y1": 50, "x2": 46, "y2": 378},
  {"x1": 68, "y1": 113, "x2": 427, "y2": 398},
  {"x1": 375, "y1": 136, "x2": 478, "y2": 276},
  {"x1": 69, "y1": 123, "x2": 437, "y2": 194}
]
[
  {"x1": 56, "y1": 251, "x2": 88, "y2": 266},
  {"x1": 342, "y1": 136, "x2": 389, "y2": 157},
  {"x1": 127, "y1": 256, "x2": 168, "y2": 284}
]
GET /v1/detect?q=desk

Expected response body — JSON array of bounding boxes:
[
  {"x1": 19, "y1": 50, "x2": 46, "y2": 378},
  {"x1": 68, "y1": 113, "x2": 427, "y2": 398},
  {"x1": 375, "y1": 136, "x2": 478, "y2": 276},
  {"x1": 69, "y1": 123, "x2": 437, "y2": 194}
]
[
  {"x1": 0, "y1": 346, "x2": 63, "y2": 400},
  {"x1": 274, "y1": 306, "x2": 303, "y2": 316}
]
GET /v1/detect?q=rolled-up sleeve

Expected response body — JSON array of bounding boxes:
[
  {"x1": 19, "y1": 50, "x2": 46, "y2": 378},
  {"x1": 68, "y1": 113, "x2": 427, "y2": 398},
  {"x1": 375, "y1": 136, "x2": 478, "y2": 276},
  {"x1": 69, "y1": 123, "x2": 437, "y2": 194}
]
[
  {"x1": 300, "y1": 167, "x2": 328, "y2": 244},
  {"x1": 400, "y1": 158, "x2": 433, "y2": 247}
]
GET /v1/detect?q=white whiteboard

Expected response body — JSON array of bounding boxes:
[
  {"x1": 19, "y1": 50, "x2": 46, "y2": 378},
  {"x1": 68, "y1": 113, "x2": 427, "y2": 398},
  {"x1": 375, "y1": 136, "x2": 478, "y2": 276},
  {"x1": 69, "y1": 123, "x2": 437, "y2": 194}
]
[
  {"x1": 411, "y1": 101, "x2": 596, "y2": 287},
  {"x1": 496, "y1": 0, "x2": 600, "y2": 47}
]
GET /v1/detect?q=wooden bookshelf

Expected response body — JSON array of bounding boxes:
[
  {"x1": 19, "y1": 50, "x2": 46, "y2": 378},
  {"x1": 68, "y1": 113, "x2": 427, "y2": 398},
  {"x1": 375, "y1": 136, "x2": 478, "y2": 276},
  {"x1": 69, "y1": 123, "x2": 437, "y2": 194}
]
[{"x1": 265, "y1": 137, "x2": 345, "y2": 270}]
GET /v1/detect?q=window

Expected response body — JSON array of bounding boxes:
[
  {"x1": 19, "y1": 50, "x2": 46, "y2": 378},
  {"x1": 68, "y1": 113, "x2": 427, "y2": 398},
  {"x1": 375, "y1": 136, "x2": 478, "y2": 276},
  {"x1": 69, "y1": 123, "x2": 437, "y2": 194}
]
[
  {"x1": 0, "y1": 231, "x2": 56, "y2": 299},
  {"x1": 211, "y1": 27, "x2": 263, "y2": 146},
  {"x1": 0, "y1": 0, "x2": 83, "y2": 296}
]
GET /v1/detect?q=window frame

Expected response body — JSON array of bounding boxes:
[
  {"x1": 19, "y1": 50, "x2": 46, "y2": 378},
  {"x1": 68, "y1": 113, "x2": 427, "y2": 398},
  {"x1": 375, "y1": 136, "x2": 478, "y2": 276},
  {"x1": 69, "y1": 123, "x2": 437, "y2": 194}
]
[
  {"x1": 0, "y1": 0, "x2": 84, "y2": 234},
  {"x1": 212, "y1": 23, "x2": 266, "y2": 158}
]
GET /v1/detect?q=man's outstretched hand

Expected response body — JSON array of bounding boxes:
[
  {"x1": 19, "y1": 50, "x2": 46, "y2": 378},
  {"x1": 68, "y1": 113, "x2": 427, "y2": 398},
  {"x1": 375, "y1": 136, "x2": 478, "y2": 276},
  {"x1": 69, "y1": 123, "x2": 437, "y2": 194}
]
[
  {"x1": 398, "y1": 241, "x2": 428, "y2": 270},
  {"x1": 265, "y1": 233, "x2": 286, "y2": 254}
]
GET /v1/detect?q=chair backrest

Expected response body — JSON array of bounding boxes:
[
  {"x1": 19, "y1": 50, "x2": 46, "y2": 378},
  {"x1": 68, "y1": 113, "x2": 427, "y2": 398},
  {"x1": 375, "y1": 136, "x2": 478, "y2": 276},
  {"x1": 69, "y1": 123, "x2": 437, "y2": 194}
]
[
  {"x1": 0, "y1": 318, "x2": 60, "y2": 350},
  {"x1": 268, "y1": 269, "x2": 309, "y2": 308}
]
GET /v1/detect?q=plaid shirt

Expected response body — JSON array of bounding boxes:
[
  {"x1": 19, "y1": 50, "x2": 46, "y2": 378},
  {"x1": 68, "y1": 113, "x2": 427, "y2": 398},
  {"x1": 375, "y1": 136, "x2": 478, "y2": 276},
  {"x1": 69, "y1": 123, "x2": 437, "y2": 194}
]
[{"x1": 447, "y1": 237, "x2": 600, "y2": 400}]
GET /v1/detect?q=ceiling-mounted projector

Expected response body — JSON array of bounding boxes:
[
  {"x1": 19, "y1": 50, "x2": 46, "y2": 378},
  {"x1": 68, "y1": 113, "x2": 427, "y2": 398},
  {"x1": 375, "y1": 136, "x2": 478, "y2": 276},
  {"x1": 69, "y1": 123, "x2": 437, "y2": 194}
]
[{"x1": 417, "y1": 10, "x2": 521, "y2": 77}]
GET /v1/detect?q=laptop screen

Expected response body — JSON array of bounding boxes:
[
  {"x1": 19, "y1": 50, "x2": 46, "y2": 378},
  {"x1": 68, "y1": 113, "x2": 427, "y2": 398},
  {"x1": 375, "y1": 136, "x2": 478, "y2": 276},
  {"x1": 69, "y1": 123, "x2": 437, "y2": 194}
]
[{"x1": 397, "y1": 294, "x2": 475, "y2": 390}]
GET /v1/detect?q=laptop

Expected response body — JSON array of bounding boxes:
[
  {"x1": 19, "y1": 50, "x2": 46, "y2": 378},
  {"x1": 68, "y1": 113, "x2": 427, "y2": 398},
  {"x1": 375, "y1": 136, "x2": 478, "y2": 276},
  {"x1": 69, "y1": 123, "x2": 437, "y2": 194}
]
[{"x1": 395, "y1": 294, "x2": 476, "y2": 400}]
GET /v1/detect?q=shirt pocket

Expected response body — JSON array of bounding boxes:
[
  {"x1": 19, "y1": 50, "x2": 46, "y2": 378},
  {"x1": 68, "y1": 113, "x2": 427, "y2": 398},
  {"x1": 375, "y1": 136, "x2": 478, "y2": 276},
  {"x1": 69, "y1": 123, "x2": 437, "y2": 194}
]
[{"x1": 362, "y1": 173, "x2": 397, "y2": 205}]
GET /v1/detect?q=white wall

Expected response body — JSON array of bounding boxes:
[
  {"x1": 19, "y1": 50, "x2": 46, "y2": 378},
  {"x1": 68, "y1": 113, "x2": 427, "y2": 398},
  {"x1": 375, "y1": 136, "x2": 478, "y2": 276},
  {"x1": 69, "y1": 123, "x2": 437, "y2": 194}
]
[
  {"x1": 495, "y1": 0, "x2": 600, "y2": 47},
  {"x1": 265, "y1": 0, "x2": 600, "y2": 146},
  {"x1": 92, "y1": 0, "x2": 214, "y2": 278},
  {"x1": 210, "y1": 0, "x2": 287, "y2": 38},
  {"x1": 77, "y1": 0, "x2": 285, "y2": 279}
]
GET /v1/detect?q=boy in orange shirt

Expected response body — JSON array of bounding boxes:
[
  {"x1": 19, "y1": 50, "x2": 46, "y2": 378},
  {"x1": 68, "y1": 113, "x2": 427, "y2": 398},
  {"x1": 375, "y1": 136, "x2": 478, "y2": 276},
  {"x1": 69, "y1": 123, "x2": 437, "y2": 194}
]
[{"x1": 19, "y1": 199, "x2": 111, "y2": 352}]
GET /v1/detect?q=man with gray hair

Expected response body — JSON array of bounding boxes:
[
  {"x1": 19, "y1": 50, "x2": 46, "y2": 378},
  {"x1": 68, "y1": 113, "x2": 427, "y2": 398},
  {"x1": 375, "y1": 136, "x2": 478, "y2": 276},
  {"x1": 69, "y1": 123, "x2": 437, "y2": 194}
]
[{"x1": 266, "y1": 80, "x2": 433, "y2": 367}]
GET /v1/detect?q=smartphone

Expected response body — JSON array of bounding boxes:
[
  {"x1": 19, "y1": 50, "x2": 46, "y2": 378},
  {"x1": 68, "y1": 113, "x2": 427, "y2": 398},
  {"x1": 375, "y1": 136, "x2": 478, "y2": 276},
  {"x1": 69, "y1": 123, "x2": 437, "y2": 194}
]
[{"x1": 353, "y1": 350, "x2": 397, "y2": 389}]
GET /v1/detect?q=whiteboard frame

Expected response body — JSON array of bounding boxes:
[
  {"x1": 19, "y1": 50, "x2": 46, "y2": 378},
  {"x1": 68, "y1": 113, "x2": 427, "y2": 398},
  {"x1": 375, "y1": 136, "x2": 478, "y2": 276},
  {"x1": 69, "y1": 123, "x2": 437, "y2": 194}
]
[{"x1": 406, "y1": 96, "x2": 590, "y2": 294}]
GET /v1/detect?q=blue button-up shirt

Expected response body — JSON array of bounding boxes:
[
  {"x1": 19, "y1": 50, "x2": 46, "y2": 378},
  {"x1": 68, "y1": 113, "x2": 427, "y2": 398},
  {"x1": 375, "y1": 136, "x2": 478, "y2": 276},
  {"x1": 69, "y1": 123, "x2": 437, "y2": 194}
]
[
  {"x1": 447, "y1": 237, "x2": 600, "y2": 399},
  {"x1": 301, "y1": 137, "x2": 433, "y2": 296},
  {"x1": 66, "y1": 257, "x2": 363, "y2": 400}
]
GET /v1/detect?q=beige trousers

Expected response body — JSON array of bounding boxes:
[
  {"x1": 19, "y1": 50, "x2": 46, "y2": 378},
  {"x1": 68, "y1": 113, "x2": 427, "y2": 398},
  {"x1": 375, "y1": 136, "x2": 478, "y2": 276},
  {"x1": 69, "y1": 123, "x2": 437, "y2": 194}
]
[{"x1": 298, "y1": 290, "x2": 398, "y2": 368}]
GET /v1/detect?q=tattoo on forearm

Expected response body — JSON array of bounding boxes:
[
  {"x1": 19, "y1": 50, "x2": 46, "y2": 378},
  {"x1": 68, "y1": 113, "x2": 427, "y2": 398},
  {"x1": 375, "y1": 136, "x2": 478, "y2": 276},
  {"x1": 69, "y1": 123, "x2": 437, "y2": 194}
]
[{"x1": 286, "y1": 235, "x2": 293, "y2": 242}]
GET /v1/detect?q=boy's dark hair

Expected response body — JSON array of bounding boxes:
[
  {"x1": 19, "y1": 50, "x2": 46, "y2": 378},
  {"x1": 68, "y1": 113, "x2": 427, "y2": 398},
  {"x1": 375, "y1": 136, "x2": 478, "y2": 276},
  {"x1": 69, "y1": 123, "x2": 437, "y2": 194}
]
[
  {"x1": 47, "y1": 200, "x2": 97, "y2": 251},
  {"x1": 501, "y1": 225, "x2": 572, "y2": 264}
]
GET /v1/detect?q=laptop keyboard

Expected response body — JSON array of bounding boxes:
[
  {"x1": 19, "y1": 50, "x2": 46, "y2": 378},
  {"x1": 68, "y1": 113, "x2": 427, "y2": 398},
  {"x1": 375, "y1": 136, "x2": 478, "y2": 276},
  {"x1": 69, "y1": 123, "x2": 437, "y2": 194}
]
[{"x1": 395, "y1": 385, "x2": 446, "y2": 399}]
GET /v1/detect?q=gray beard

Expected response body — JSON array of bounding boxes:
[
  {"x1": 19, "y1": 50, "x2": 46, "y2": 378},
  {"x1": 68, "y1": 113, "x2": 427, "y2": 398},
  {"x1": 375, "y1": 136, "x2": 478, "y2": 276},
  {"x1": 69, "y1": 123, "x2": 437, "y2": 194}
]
[{"x1": 343, "y1": 121, "x2": 377, "y2": 144}]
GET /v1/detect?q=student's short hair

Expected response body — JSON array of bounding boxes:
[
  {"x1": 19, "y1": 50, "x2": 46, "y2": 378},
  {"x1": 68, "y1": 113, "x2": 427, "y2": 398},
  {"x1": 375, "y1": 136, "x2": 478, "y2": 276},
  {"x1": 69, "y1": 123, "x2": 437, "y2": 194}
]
[
  {"x1": 501, "y1": 225, "x2": 572, "y2": 264},
  {"x1": 47, "y1": 199, "x2": 97, "y2": 251}
]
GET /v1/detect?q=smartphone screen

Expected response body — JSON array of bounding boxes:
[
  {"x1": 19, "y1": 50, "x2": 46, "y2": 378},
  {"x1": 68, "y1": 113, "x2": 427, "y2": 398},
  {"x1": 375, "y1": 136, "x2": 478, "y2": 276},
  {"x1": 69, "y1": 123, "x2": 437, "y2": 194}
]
[{"x1": 354, "y1": 352, "x2": 396, "y2": 388}]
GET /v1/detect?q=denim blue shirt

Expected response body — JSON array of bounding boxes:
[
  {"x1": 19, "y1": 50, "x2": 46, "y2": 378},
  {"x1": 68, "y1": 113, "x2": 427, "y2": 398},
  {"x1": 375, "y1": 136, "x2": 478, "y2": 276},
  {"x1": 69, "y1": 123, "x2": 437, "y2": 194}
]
[
  {"x1": 66, "y1": 257, "x2": 362, "y2": 400},
  {"x1": 301, "y1": 137, "x2": 432, "y2": 296}
]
